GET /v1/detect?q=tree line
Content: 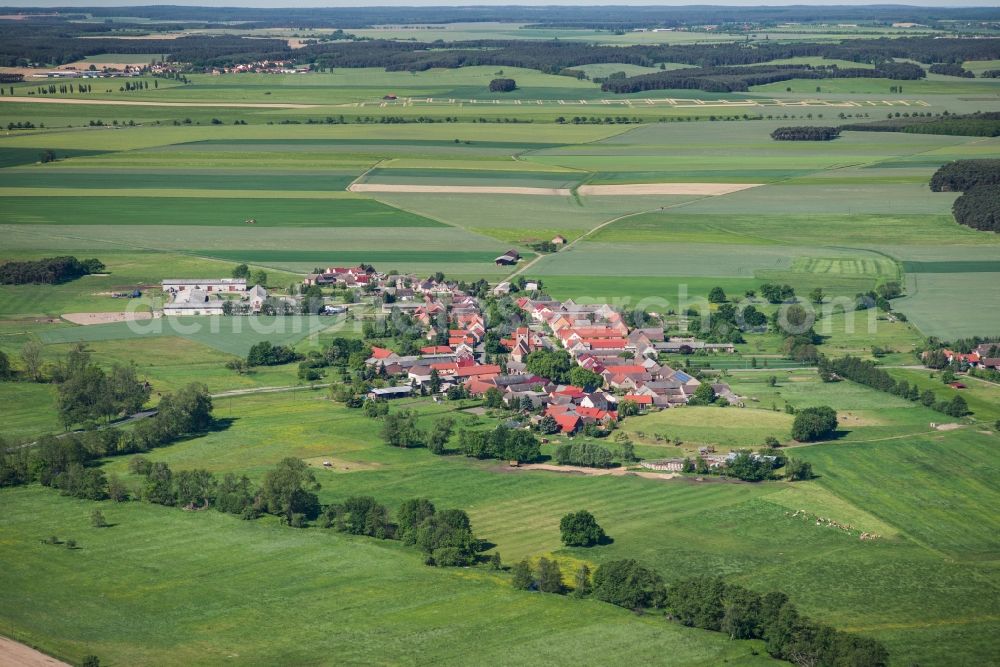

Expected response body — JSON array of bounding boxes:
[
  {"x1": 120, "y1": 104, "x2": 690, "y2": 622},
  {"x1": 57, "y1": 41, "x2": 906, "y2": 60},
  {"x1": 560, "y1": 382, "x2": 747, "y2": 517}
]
[
  {"x1": 0, "y1": 256, "x2": 104, "y2": 285},
  {"x1": 928, "y1": 63, "x2": 974, "y2": 78},
  {"x1": 303, "y1": 36, "x2": 999, "y2": 78},
  {"x1": 0, "y1": 343, "x2": 153, "y2": 429},
  {"x1": 952, "y1": 187, "x2": 1000, "y2": 233},
  {"x1": 512, "y1": 556, "x2": 888, "y2": 666},
  {"x1": 135, "y1": 456, "x2": 487, "y2": 566},
  {"x1": 931, "y1": 159, "x2": 1000, "y2": 192},
  {"x1": 771, "y1": 126, "x2": 841, "y2": 141},
  {"x1": 928, "y1": 159, "x2": 1000, "y2": 233},
  {"x1": 842, "y1": 111, "x2": 1000, "y2": 138},
  {"x1": 600, "y1": 62, "x2": 926, "y2": 94},
  {"x1": 819, "y1": 356, "x2": 970, "y2": 418},
  {"x1": 0, "y1": 382, "x2": 214, "y2": 491}
]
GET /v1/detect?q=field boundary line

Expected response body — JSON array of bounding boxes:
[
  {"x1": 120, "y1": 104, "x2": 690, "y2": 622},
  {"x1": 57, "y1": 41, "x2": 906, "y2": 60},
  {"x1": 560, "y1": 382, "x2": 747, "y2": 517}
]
[{"x1": 347, "y1": 158, "x2": 385, "y2": 190}]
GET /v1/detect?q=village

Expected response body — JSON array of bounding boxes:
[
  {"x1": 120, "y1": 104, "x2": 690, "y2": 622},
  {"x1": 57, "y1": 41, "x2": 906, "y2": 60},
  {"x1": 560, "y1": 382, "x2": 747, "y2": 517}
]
[{"x1": 160, "y1": 264, "x2": 741, "y2": 439}]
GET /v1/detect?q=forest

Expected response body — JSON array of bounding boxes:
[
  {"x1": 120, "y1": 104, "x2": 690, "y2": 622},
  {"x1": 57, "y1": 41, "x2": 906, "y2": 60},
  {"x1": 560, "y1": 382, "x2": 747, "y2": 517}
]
[
  {"x1": 842, "y1": 112, "x2": 1000, "y2": 138},
  {"x1": 3, "y1": 12, "x2": 1000, "y2": 75},
  {"x1": 952, "y1": 186, "x2": 1000, "y2": 233},
  {"x1": 4, "y1": 5, "x2": 996, "y2": 28},
  {"x1": 930, "y1": 159, "x2": 1000, "y2": 192},
  {"x1": 771, "y1": 127, "x2": 841, "y2": 141},
  {"x1": 0, "y1": 256, "x2": 104, "y2": 285}
]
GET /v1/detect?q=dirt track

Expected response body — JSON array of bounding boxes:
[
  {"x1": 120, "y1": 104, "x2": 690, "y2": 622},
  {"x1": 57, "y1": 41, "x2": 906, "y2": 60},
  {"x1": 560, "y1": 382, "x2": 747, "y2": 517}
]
[
  {"x1": 62, "y1": 311, "x2": 153, "y2": 325},
  {"x1": 512, "y1": 463, "x2": 678, "y2": 480},
  {"x1": 349, "y1": 183, "x2": 761, "y2": 197},
  {"x1": 578, "y1": 183, "x2": 761, "y2": 196},
  {"x1": 0, "y1": 96, "x2": 318, "y2": 109},
  {"x1": 348, "y1": 183, "x2": 571, "y2": 196},
  {"x1": 0, "y1": 637, "x2": 69, "y2": 667}
]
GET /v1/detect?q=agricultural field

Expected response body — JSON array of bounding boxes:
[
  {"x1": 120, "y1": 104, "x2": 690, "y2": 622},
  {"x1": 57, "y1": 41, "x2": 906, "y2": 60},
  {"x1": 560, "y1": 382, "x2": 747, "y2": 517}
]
[
  {"x1": 1, "y1": 10, "x2": 1000, "y2": 667},
  {"x1": 4, "y1": 384, "x2": 997, "y2": 665}
]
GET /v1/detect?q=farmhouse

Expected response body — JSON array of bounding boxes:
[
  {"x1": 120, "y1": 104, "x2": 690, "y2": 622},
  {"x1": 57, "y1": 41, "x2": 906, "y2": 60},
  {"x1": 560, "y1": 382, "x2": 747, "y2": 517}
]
[
  {"x1": 641, "y1": 459, "x2": 685, "y2": 472},
  {"x1": 367, "y1": 386, "x2": 414, "y2": 400},
  {"x1": 161, "y1": 278, "x2": 246, "y2": 293},
  {"x1": 494, "y1": 249, "x2": 522, "y2": 266},
  {"x1": 163, "y1": 289, "x2": 225, "y2": 316}
]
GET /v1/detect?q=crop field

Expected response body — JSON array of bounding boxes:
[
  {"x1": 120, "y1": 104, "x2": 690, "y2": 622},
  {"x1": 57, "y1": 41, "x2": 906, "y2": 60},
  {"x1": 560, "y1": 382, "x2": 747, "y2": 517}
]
[
  {"x1": 2, "y1": 381, "x2": 994, "y2": 665},
  {"x1": 0, "y1": 486, "x2": 770, "y2": 667},
  {"x1": 36, "y1": 314, "x2": 341, "y2": 357},
  {"x1": 1, "y1": 31, "x2": 999, "y2": 667},
  {"x1": 620, "y1": 406, "x2": 795, "y2": 446}
]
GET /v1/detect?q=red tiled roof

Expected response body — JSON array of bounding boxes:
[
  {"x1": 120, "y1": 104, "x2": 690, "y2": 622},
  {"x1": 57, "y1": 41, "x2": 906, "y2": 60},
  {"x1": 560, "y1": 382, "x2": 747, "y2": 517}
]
[
  {"x1": 552, "y1": 413, "x2": 581, "y2": 433},
  {"x1": 420, "y1": 345, "x2": 453, "y2": 355},
  {"x1": 430, "y1": 362, "x2": 459, "y2": 373},
  {"x1": 583, "y1": 338, "x2": 627, "y2": 349},
  {"x1": 370, "y1": 346, "x2": 394, "y2": 359},
  {"x1": 454, "y1": 364, "x2": 502, "y2": 378},
  {"x1": 623, "y1": 394, "x2": 653, "y2": 405},
  {"x1": 576, "y1": 406, "x2": 618, "y2": 422}
]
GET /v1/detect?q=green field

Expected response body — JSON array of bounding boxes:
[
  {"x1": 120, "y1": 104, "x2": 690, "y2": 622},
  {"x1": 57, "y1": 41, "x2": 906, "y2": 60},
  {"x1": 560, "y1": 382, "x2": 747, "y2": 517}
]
[
  {"x1": 1, "y1": 40, "x2": 999, "y2": 666},
  {"x1": 3, "y1": 382, "x2": 996, "y2": 665},
  {"x1": 0, "y1": 486, "x2": 771, "y2": 667}
]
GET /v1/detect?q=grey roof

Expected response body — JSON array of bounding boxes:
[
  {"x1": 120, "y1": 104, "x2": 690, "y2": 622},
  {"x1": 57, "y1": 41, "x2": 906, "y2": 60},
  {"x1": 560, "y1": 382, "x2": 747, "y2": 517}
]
[{"x1": 368, "y1": 386, "x2": 414, "y2": 397}]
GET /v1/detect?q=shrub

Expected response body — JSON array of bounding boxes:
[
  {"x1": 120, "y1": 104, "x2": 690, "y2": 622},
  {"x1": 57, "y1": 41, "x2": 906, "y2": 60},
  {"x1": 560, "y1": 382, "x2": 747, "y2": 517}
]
[{"x1": 592, "y1": 559, "x2": 666, "y2": 609}]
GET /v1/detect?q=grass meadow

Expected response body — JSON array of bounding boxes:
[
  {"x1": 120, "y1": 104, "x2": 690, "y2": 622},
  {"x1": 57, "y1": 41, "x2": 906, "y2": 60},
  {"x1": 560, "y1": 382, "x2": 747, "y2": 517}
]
[
  {"x1": 1, "y1": 62, "x2": 999, "y2": 666},
  {"x1": 0, "y1": 486, "x2": 772, "y2": 667},
  {"x1": 2, "y1": 380, "x2": 995, "y2": 665}
]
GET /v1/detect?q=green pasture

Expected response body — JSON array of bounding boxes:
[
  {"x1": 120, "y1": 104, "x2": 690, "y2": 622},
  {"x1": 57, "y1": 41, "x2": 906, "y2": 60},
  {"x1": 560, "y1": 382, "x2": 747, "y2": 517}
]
[
  {"x1": 0, "y1": 122, "x2": 625, "y2": 152},
  {"x1": 539, "y1": 275, "x2": 761, "y2": 304},
  {"x1": 0, "y1": 195, "x2": 443, "y2": 227},
  {"x1": 885, "y1": 368, "x2": 1000, "y2": 424},
  {"x1": 33, "y1": 386, "x2": 995, "y2": 665},
  {"x1": 0, "y1": 486, "x2": 770, "y2": 667},
  {"x1": 752, "y1": 76, "x2": 1000, "y2": 96},
  {"x1": 0, "y1": 382, "x2": 61, "y2": 441},
  {"x1": 78, "y1": 53, "x2": 167, "y2": 63},
  {"x1": 963, "y1": 59, "x2": 1000, "y2": 76},
  {"x1": 0, "y1": 224, "x2": 509, "y2": 280},
  {"x1": 47, "y1": 335, "x2": 307, "y2": 394},
  {"x1": 0, "y1": 169, "x2": 360, "y2": 192},
  {"x1": 37, "y1": 314, "x2": 338, "y2": 357},
  {"x1": 0, "y1": 147, "x2": 111, "y2": 168},
  {"x1": 621, "y1": 406, "x2": 794, "y2": 448},
  {"x1": 898, "y1": 271, "x2": 1000, "y2": 339},
  {"x1": 360, "y1": 167, "x2": 586, "y2": 189}
]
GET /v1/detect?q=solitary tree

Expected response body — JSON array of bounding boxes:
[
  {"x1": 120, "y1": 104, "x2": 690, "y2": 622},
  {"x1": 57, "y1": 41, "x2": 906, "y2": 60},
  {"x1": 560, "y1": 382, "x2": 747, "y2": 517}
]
[
  {"x1": 560, "y1": 510, "x2": 607, "y2": 547},
  {"x1": 20, "y1": 340, "x2": 42, "y2": 381},
  {"x1": 90, "y1": 509, "x2": 107, "y2": 528},
  {"x1": 791, "y1": 406, "x2": 838, "y2": 442}
]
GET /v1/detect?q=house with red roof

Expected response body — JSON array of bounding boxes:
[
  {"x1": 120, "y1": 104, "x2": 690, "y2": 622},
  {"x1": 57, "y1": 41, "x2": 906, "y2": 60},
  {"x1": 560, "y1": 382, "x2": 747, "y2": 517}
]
[
  {"x1": 551, "y1": 413, "x2": 581, "y2": 434},
  {"x1": 420, "y1": 345, "x2": 453, "y2": 355}
]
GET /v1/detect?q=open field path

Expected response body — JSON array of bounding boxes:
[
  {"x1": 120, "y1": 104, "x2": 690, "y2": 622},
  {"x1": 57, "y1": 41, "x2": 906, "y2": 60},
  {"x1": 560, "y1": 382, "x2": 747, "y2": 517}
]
[
  {"x1": 0, "y1": 96, "x2": 319, "y2": 109},
  {"x1": 505, "y1": 191, "x2": 724, "y2": 281},
  {"x1": 211, "y1": 383, "x2": 331, "y2": 398},
  {"x1": 0, "y1": 636, "x2": 69, "y2": 667},
  {"x1": 349, "y1": 183, "x2": 571, "y2": 196},
  {"x1": 509, "y1": 463, "x2": 678, "y2": 480}
]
